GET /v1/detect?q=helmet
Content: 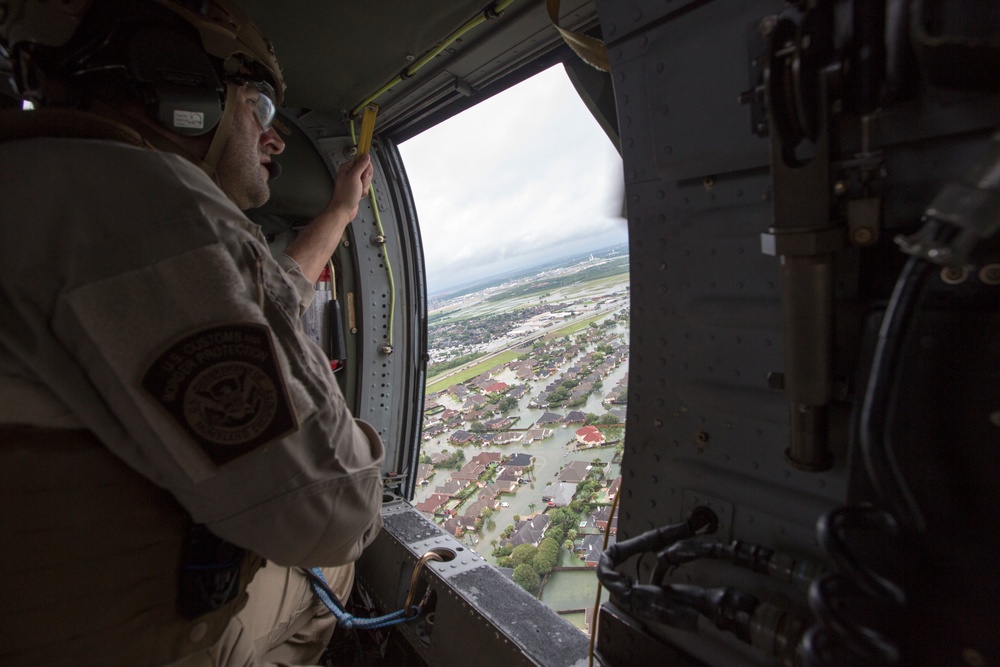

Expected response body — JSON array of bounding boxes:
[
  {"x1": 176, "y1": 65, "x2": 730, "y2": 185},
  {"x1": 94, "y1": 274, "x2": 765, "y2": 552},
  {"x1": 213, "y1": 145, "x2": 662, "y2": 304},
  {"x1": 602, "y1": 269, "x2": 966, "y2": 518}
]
[
  {"x1": 1, "y1": 0, "x2": 285, "y2": 176},
  {"x1": 1, "y1": 0, "x2": 284, "y2": 122}
]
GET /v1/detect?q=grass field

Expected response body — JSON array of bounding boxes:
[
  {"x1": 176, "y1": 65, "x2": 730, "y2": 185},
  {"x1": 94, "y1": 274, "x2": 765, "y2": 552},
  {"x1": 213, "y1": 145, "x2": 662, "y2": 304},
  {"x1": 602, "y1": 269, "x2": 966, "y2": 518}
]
[
  {"x1": 425, "y1": 348, "x2": 523, "y2": 394},
  {"x1": 425, "y1": 309, "x2": 621, "y2": 394},
  {"x1": 540, "y1": 312, "x2": 609, "y2": 340}
]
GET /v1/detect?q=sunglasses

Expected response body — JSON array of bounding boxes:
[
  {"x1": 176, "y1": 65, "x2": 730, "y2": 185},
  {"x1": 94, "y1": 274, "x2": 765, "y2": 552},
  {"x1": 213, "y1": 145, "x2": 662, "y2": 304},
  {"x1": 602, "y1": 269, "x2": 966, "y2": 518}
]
[{"x1": 227, "y1": 76, "x2": 277, "y2": 131}]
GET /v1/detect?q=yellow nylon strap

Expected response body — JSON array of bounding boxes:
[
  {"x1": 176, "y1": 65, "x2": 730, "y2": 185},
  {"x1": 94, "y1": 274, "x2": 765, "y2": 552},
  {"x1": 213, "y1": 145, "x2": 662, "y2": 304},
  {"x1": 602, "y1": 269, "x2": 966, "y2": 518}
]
[
  {"x1": 356, "y1": 103, "x2": 379, "y2": 155},
  {"x1": 546, "y1": 0, "x2": 610, "y2": 72}
]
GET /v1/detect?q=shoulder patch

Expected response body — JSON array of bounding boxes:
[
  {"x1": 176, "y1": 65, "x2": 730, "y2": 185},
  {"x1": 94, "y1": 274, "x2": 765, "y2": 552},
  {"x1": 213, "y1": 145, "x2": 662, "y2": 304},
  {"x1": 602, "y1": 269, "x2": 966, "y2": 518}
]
[{"x1": 142, "y1": 323, "x2": 298, "y2": 465}]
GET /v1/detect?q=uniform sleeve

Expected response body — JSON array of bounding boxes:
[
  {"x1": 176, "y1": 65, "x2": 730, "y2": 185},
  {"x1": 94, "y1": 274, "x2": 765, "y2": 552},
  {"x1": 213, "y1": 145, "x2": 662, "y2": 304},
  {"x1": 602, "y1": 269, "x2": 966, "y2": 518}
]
[
  {"x1": 274, "y1": 252, "x2": 316, "y2": 315},
  {"x1": 15, "y1": 148, "x2": 385, "y2": 567}
]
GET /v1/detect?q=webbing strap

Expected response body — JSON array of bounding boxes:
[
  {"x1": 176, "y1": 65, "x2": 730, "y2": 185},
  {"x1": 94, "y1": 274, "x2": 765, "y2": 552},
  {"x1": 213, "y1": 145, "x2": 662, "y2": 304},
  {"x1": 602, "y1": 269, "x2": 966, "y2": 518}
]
[
  {"x1": 304, "y1": 568, "x2": 417, "y2": 630},
  {"x1": 546, "y1": 0, "x2": 610, "y2": 72}
]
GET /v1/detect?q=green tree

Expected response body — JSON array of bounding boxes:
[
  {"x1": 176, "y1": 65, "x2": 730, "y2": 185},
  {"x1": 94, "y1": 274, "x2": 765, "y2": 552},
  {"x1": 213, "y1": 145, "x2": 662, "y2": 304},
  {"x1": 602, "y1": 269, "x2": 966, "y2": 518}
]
[
  {"x1": 469, "y1": 420, "x2": 486, "y2": 433},
  {"x1": 498, "y1": 396, "x2": 518, "y2": 412},
  {"x1": 513, "y1": 514, "x2": 521, "y2": 523},
  {"x1": 600, "y1": 413, "x2": 620, "y2": 425},
  {"x1": 528, "y1": 503, "x2": 537, "y2": 514},
  {"x1": 533, "y1": 538, "x2": 560, "y2": 576},
  {"x1": 419, "y1": 453, "x2": 432, "y2": 464},
  {"x1": 512, "y1": 564, "x2": 540, "y2": 595},
  {"x1": 510, "y1": 543, "x2": 538, "y2": 568},
  {"x1": 443, "y1": 449, "x2": 466, "y2": 469},
  {"x1": 584, "y1": 413, "x2": 600, "y2": 426}
]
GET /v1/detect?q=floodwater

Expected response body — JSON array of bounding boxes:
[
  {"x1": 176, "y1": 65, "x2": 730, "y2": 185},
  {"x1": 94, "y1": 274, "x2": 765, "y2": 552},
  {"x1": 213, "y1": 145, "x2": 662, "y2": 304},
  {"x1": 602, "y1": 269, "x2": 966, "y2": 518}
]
[{"x1": 414, "y1": 314, "x2": 627, "y2": 624}]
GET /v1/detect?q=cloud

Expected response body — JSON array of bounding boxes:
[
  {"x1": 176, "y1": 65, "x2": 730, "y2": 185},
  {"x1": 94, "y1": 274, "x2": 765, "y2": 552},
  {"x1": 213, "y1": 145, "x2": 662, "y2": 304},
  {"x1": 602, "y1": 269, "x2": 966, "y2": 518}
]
[{"x1": 399, "y1": 64, "x2": 626, "y2": 292}]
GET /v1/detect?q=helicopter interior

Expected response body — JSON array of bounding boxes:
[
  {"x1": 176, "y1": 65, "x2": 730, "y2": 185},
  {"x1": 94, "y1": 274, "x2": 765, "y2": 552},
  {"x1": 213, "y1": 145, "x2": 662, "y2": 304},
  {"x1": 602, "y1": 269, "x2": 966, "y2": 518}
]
[
  {"x1": 4, "y1": 0, "x2": 999, "y2": 665},
  {"x1": 227, "y1": 0, "x2": 1000, "y2": 665}
]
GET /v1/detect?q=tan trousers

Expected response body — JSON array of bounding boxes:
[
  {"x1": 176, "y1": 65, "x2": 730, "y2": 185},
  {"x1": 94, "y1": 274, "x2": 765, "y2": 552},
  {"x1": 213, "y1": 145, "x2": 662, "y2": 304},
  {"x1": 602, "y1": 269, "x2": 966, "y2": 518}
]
[{"x1": 169, "y1": 564, "x2": 354, "y2": 667}]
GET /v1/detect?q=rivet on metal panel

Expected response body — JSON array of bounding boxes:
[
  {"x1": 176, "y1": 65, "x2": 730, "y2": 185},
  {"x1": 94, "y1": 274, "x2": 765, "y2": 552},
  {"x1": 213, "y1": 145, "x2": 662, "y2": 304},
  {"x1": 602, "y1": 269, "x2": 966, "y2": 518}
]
[
  {"x1": 941, "y1": 266, "x2": 968, "y2": 285},
  {"x1": 695, "y1": 431, "x2": 709, "y2": 444},
  {"x1": 979, "y1": 264, "x2": 1000, "y2": 285},
  {"x1": 852, "y1": 227, "x2": 875, "y2": 245},
  {"x1": 703, "y1": 176, "x2": 715, "y2": 191}
]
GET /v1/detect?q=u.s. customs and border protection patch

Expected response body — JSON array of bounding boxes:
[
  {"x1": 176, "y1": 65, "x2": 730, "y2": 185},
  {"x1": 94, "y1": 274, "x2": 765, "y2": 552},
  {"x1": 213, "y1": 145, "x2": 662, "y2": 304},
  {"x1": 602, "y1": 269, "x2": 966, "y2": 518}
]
[{"x1": 142, "y1": 323, "x2": 298, "y2": 465}]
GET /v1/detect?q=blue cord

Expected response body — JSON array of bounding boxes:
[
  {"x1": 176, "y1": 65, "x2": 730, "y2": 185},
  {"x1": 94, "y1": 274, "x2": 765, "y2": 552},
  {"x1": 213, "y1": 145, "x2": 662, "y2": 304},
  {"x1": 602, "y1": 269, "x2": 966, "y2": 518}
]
[{"x1": 306, "y1": 568, "x2": 418, "y2": 630}]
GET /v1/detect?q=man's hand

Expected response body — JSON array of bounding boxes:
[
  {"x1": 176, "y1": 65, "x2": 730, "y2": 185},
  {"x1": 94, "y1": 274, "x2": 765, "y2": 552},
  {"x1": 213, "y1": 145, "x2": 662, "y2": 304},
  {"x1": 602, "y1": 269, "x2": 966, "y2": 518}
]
[
  {"x1": 283, "y1": 154, "x2": 375, "y2": 283},
  {"x1": 326, "y1": 154, "x2": 374, "y2": 221}
]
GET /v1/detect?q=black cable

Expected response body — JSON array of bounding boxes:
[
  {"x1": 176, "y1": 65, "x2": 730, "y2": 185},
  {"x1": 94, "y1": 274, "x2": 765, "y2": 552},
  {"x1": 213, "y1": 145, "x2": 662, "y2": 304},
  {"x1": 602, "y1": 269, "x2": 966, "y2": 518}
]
[{"x1": 859, "y1": 223, "x2": 951, "y2": 534}]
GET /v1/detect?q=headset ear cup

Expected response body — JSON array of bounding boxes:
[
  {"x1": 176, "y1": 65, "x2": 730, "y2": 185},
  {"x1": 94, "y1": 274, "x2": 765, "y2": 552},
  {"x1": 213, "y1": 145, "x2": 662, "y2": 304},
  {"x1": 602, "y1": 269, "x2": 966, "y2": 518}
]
[{"x1": 126, "y1": 26, "x2": 223, "y2": 136}]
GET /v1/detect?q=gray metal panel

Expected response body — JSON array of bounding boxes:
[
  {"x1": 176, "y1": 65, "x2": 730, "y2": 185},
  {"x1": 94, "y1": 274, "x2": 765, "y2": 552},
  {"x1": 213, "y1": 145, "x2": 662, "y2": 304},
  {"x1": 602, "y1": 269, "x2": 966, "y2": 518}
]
[{"x1": 357, "y1": 500, "x2": 590, "y2": 667}]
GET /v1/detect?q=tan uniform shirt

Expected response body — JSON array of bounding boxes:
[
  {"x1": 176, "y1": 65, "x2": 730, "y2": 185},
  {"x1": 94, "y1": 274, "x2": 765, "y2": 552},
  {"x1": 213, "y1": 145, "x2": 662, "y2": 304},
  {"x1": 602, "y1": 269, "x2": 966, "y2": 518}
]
[{"x1": 0, "y1": 137, "x2": 384, "y2": 567}]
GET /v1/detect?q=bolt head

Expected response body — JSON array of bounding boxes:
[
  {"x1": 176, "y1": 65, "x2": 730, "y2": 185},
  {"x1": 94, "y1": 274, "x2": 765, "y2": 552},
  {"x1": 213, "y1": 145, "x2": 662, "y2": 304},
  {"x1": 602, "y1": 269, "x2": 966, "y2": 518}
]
[{"x1": 852, "y1": 227, "x2": 875, "y2": 245}]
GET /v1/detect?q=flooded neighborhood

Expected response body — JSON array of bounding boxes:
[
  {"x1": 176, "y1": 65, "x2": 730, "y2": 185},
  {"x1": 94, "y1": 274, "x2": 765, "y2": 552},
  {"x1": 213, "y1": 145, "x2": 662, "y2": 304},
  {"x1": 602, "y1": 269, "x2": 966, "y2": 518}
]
[{"x1": 412, "y1": 248, "x2": 629, "y2": 632}]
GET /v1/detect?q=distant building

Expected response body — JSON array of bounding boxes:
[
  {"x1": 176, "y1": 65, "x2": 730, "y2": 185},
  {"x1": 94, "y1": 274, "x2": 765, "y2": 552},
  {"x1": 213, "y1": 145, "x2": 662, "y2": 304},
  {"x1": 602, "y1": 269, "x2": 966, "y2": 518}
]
[
  {"x1": 484, "y1": 416, "x2": 513, "y2": 430},
  {"x1": 493, "y1": 432, "x2": 524, "y2": 445},
  {"x1": 469, "y1": 451, "x2": 502, "y2": 467},
  {"x1": 535, "y1": 412, "x2": 563, "y2": 426},
  {"x1": 501, "y1": 515, "x2": 550, "y2": 549},
  {"x1": 414, "y1": 493, "x2": 450, "y2": 517},
  {"x1": 589, "y1": 506, "x2": 618, "y2": 535},
  {"x1": 433, "y1": 479, "x2": 468, "y2": 497},
  {"x1": 575, "y1": 425, "x2": 606, "y2": 447},
  {"x1": 497, "y1": 468, "x2": 522, "y2": 485},
  {"x1": 558, "y1": 460, "x2": 595, "y2": 484},
  {"x1": 415, "y1": 463, "x2": 434, "y2": 485},
  {"x1": 508, "y1": 384, "x2": 530, "y2": 399},
  {"x1": 581, "y1": 534, "x2": 616, "y2": 567},
  {"x1": 505, "y1": 453, "x2": 535, "y2": 468},
  {"x1": 449, "y1": 430, "x2": 474, "y2": 445},
  {"x1": 523, "y1": 428, "x2": 552, "y2": 443},
  {"x1": 452, "y1": 462, "x2": 487, "y2": 483},
  {"x1": 563, "y1": 411, "x2": 587, "y2": 425},
  {"x1": 606, "y1": 476, "x2": 622, "y2": 503},
  {"x1": 441, "y1": 516, "x2": 463, "y2": 537},
  {"x1": 541, "y1": 482, "x2": 578, "y2": 507}
]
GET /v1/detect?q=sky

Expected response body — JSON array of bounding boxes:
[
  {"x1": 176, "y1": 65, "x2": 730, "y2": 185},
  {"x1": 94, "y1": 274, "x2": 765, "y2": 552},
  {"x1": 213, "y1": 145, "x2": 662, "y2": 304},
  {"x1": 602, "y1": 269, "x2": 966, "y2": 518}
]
[{"x1": 398, "y1": 64, "x2": 627, "y2": 295}]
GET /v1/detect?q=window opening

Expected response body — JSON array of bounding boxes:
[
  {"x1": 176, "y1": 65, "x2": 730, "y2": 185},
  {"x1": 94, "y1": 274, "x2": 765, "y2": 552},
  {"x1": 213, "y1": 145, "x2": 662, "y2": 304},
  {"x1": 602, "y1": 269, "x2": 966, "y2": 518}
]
[{"x1": 399, "y1": 64, "x2": 629, "y2": 632}]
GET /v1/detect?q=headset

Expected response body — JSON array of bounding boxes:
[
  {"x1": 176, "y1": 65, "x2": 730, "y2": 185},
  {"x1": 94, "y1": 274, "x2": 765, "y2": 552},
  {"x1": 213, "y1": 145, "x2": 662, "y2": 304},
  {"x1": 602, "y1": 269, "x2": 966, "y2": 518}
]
[
  {"x1": 2, "y1": 0, "x2": 230, "y2": 136},
  {"x1": 125, "y1": 23, "x2": 224, "y2": 136}
]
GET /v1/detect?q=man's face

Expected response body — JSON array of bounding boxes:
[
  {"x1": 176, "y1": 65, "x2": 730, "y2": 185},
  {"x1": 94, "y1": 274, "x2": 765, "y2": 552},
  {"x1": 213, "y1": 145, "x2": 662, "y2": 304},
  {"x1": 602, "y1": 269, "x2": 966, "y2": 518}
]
[{"x1": 216, "y1": 81, "x2": 285, "y2": 210}]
